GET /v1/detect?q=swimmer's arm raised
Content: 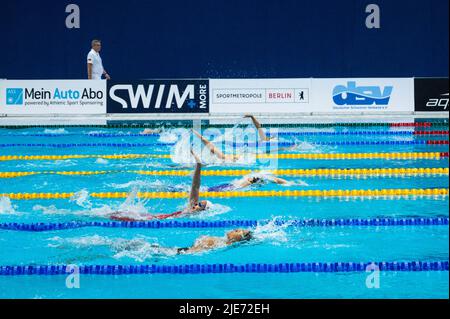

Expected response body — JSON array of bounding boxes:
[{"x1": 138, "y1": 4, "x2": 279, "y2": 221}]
[
  {"x1": 189, "y1": 150, "x2": 202, "y2": 207},
  {"x1": 193, "y1": 129, "x2": 226, "y2": 160},
  {"x1": 244, "y1": 114, "x2": 270, "y2": 141}
]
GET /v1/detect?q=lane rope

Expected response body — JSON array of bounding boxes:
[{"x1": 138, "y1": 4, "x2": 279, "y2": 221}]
[
  {"x1": 0, "y1": 152, "x2": 448, "y2": 161},
  {"x1": 1, "y1": 217, "x2": 448, "y2": 232},
  {"x1": 0, "y1": 140, "x2": 448, "y2": 148},
  {"x1": 0, "y1": 261, "x2": 448, "y2": 275},
  {"x1": 1, "y1": 167, "x2": 448, "y2": 178},
  {"x1": 0, "y1": 188, "x2": 448, "y2": 200},
  {"x1": 0, "y1": 121, "x2": 447, "y2": 129},
  {"x1": 2, "y1": 130, "x2": 448, "y2": 138}
]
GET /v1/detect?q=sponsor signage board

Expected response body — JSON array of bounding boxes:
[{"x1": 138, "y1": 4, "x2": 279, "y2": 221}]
[
  {"x1": 107, "y1": 80, "x2": 209, "y2": 113},
  {"x1": 414, "y1": 78, "x2": 449, "y2": 112},
  {"x1": 0, "y1": 80, "x2": 106, "y2": 114},
  {"x1": 312, "y1": 78, "x2": 414, "y2": 113},
  {"x1": 210, "y1": 79, "x2": 312, "y2": 113}
]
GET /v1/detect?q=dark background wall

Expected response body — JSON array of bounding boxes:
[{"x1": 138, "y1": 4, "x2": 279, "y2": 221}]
[{"x1": 1, "y1": 0, "x2": 448, "y2": 79}]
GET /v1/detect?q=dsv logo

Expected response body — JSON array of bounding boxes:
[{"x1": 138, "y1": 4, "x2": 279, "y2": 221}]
[
  {"x1": 333, "y1": 81, "x2": 393, "y2": 105},
  {"x1": 427, "y1": 93, "x2": 449, "y2": 110},
  {"x1": 108, "y1": 82, "x2": 208, "y2": 111}
]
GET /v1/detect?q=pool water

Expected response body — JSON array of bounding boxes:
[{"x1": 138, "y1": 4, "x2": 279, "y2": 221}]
[{"x1": 0, "y1": 119, "x2": 448, "y2": 298}]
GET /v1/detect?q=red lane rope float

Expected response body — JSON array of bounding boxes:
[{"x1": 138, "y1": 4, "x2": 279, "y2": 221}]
[
  {"x1": 390, "y1": 122, "x2": 437, "y2": 127},
  {"x1": 426, "y1": 140, "x2": 449, "y2": 145}
]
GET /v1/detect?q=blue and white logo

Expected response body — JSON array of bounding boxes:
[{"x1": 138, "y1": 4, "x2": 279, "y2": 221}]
[
  {"x1": 6, "y1": 88, "x2": 24, "y2": 105},
  {"x1": 333, "y1": 81, "x2": 393, "y2": 105}
]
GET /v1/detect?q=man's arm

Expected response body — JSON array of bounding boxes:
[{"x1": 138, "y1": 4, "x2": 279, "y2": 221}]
[
  {"x1": 102, "y1": 69, "x2": 111, "y2": 80},
  {"x1": 87, "y1": 63, "x2": 92, "y2": 79}
]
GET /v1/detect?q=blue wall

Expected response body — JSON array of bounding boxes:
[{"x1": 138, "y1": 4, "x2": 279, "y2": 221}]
[{"x1": 1, "y1": 0, "x2": 448, "y2": 79}]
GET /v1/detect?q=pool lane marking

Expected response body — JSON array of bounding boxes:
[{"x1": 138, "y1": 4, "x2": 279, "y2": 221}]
[
  {"x1": 0, "y1": 261, "x2": 448, "y2": 275},
  {"x1": 1, "y1": 167, "x2": 449, "y2": 178},
  {"x1": 0, "y1": 152, "x2": 448, "y2": 161},
  {"x1": 0, "y1": 188, "x2": 448, "y2": 200},
  {"x1": 0, "y1": 140, "x2": 448, "y2": 148},
  {"x1": 1, "y1": 130, "x2": 448, "y2": 138},
  {"x1": 1, "y1": 217, "x2": 448, "y2": 232}
]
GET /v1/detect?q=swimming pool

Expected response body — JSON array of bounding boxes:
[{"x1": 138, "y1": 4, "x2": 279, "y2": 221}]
[{"x1": 0, "y1": 118, "x2": 448, "y2": 298}]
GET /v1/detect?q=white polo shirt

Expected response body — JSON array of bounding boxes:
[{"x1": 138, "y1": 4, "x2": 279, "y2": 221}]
[{"x1": 87, "y1": 49, "x2": 104, "y2": 79}]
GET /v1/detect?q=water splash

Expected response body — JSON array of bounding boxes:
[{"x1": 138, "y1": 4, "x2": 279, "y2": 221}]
[
  {"x1": 32, "y1": 204, "x2": 71, "y2": 215},
  {"x1": 191, "y1": 202, "x2": 231, "y2": 219},
  {"x1": 48, "y1": 235, "x2": 177, "y2": 262},
  {"x1": 95, "y1": 158, "x2": 109, "y2": 164},
  {"x1": 252, "y1": 217, "x2": 290, "y2": 244},
  {"x1": 43, "y1": 128, "x2": 68, "y2": 134},
  {"x1": 69, "y1": 189, "x2": 92, "y2": 209},
  {"x1": 0, "y1": 197, "x2": 18, "y2": 215},
  {"x1": 116, "y1": 188, "x2": 150, "y2": 215},
  {"x1": 158, "y1": 129, "x2": 179, "y2": 143}
]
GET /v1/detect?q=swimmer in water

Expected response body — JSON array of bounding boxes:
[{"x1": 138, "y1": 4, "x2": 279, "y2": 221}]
[
  {"x1": 92, "y1": 229, "x2": 254, "y2": 258},
  {"x1": 192, "y1": 129, "x2": 241, "y2": 162},
  {"x1": 176, "y1": 229, "x2": 253, "y2": 254},
  {"x1": 208, "y1": 173, "x2": 289, "y2": 191},
  {"x1": 109, "y1": 149, "x2": 210, "y2": 221},
  {"x1": 244, "y1": 114, "x2": 273, "y2": 142}
]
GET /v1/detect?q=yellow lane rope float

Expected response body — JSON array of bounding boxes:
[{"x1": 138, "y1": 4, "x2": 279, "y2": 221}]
[
  {"x1": 0, "y1": 152, "x2": 448, "y2": 162},
  {"x1": 1, "y1": 188, "x2": 448, "y2": 200},
  {"x1": 1, "y1": 168, "x2": 449, "y2": 178}
]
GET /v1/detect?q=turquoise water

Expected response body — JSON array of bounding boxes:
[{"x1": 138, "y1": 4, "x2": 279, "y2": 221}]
[{"x1": 0, "y1": 120, "x2": 448, "y2": 298}]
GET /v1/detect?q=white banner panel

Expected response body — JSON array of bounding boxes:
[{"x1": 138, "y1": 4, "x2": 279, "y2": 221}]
[
  {"x1": 210, "y1": 79, "x2": 312, "y2": 113},
  {"x1": 312, "y1": 78, "x2": 414, "y2": 112},
  {"x1": 0, "y1": 80, "x2": 106, "y2": 115}
]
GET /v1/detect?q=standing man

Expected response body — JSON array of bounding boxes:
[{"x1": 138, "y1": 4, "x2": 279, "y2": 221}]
[{"x1": 87, "y1": 39, "x2": 110, "y2": 80}]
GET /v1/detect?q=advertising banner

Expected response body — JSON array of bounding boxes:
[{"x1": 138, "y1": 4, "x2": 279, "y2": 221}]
[
  {"x1": 209, "y1": 79, "x2": 312, "y2": 114},
  {"x1": 311, "y1": 78, "x2": 414, "y2": 113},
  {"x1": 0, "y1": 80, "x2": 106, "y2": 115},
  {"x1": 107, "y1": 80, "x2": 209, "y2": 113},
  {"x1": 414, "y1": 78, "x2": 449, "y2": 112}
]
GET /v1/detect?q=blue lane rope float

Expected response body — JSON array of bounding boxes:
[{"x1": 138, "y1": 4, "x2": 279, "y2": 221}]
[
  {"x1": 2, "y1": 130, "x2": 448, "y2": 138},
  {"x1": 227, "y1": 140, "x2": 449, "y2": 147},
  {"x1": 0, "y1": 140, "x2": 449, "y2": 148},
  {"x1": 0, "y1": 261, "x2": 448, "y2": 275},
  {"x1": 1, "y1": 217, "x2": 448, "y2": 232},
  {"x1": 0, "y1": 143, "x2": 170, "y2": 148},
  {"x1": 0, "y1": 121, "x2": 447, "y2": 129}
]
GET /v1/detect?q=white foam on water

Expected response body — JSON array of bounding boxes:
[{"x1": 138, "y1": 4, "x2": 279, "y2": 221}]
[
  {"x1": 0, "y1": 197, "x2": 19, "y2": 215},
  {"x1": 107, "y1": 179, "x2": 185, "y2": 192},
  {"x1": 158, "y1": 130, "x2": 179, "y2": 143},
  {"x1": 69, "y1": 189, "x2": 92, "y2": 209},
  {"x1": 191, "y1": 202, "x2": 231, "y2": 219},
  {"x1": 48, "y1": 235, "x2": 177, "y2": 261},
  {"x1": 43, "y1": 128, "x2": 68, "y2": 134},
  {"x1": 252, "y1": 217, "x2": 290, "y2": 244},
  {"x1": 95, "y1": 158, "x2": 109, "y2": 164},
  {"x1": 32, "y1": 204, "x2": 71, "y2": 215}
]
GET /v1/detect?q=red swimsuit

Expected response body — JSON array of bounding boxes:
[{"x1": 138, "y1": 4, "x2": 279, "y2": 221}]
[{"x1": 110, "y1": 211, "x2": 184, "y2": 222}]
